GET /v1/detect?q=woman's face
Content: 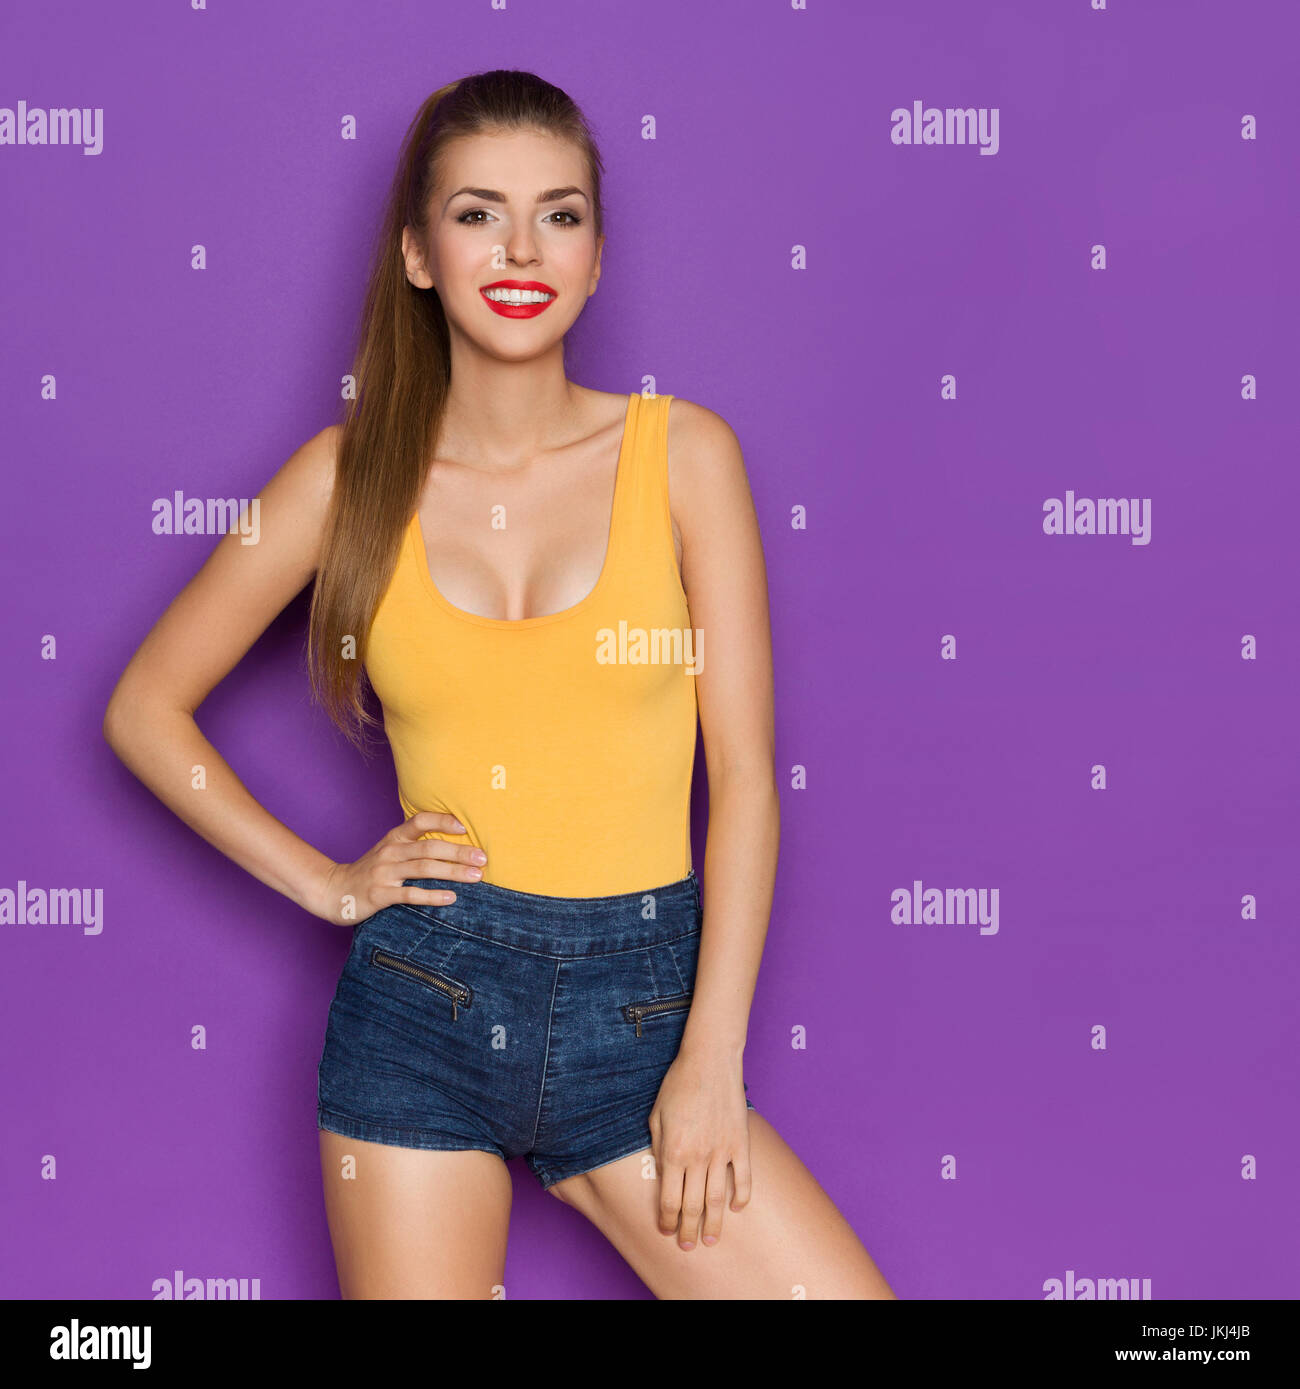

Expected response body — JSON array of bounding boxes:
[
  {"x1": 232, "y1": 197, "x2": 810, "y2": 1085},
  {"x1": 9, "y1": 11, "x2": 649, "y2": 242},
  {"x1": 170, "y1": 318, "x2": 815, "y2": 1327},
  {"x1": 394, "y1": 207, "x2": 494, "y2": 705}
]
[{"x1": 404, "y1": 127, "x2": 602, "y2": 360}]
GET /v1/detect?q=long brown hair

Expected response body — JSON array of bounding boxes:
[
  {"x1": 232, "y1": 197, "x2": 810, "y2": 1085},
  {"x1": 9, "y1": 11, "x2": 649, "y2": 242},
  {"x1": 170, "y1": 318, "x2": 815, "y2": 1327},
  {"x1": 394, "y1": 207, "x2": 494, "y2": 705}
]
[{"x1": 306, "y1": 69, "x2": 606, "y2": 750}]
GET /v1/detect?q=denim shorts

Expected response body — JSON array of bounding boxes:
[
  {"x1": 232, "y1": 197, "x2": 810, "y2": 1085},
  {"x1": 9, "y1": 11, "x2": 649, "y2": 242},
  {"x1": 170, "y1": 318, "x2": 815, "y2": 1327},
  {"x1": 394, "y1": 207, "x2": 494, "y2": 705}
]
[{"x1": 316, "y1": 868, "x2": 756, "y2": 1190}]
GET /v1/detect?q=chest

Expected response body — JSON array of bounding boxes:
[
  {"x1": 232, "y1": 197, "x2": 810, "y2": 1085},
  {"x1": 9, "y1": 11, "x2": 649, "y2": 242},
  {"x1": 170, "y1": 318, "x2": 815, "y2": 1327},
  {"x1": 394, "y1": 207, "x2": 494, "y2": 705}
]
[{"x1": 413, "y1": 453, "x2": 683, "y2": 624}]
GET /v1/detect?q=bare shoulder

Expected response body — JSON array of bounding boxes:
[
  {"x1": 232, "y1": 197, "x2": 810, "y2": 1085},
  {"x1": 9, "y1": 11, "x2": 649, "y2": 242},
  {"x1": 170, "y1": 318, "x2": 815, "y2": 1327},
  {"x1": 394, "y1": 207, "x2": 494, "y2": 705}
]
[
  {"x1": 307, "y1": 421, "x2": 343, "y2": 478},
  {"x1": 665, "y1": 394, "x2": 744, "y2": 465},
  {"x1": 277, "y1": 422, "x2": 341, "y2": 522},
  {"x1": 664, "y1": 395, "x2": 752, "y2": 535},
  {"x1": 250, "y1": 421, "x2": 342, "y2": 572}
]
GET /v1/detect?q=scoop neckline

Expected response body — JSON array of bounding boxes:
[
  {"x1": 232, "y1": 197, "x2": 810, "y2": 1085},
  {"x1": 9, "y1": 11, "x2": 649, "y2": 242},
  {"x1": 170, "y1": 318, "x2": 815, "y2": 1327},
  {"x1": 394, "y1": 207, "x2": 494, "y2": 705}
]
[{"x1": 407, "y1": 392, "x2": 637, "y2": 630}]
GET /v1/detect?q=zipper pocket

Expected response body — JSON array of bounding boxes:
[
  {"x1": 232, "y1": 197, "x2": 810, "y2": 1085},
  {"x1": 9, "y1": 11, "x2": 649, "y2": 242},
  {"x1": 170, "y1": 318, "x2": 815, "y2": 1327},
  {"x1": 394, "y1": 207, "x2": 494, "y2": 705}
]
[
  {"x1": 622, "y1": 993, "x2": 693, "y2": 1038},
  {"x1": 370, "y1": 947, "x2": 471, "y2": 1021}
]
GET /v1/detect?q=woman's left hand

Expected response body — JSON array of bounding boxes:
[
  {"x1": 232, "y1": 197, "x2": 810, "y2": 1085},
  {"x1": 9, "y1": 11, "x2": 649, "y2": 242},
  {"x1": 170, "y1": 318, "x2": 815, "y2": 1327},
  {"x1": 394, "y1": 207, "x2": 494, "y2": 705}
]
[{"x1": 648, "y1": 1043, "x2": 752, "y2": 1249}]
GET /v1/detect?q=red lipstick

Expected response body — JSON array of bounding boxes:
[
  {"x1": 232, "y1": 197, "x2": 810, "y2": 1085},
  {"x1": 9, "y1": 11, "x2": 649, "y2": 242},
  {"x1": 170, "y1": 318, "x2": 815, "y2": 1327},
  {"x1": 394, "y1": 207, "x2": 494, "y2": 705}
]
[{"x1": 480, "y1": 279, "x2": 557, "y2": 319}]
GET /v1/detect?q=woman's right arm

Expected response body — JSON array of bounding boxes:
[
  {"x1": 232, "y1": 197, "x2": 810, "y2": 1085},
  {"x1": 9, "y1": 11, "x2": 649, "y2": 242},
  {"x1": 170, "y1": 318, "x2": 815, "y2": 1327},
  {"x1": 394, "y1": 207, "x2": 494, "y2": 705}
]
[{"x1": 101, "y1": 426, "x2": 474, "y2": 924}]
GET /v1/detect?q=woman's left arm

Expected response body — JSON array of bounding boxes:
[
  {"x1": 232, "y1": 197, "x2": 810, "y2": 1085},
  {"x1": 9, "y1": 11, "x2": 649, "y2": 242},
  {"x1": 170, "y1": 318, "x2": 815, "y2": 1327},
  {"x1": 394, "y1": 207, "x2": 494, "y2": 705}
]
[{"x1": 649, "y1": 397, "x2": 779, "y2": 1251}]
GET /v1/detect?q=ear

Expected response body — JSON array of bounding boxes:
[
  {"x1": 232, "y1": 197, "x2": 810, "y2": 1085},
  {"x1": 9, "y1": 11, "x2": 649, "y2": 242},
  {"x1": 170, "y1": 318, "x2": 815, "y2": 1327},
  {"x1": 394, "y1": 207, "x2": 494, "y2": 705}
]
[
  {"x1": 401, "y1": 225, "x2": 436, "y2": 290},
  {"x1": 588, "y1": 232, "x2": 605, "y2": 297}
]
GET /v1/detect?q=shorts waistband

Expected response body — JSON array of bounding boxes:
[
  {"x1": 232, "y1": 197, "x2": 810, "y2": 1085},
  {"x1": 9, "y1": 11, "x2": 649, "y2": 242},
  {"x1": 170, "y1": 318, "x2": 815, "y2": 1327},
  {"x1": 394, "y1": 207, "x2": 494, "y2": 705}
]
[{"x1": 397, "y1": 869, "x2": 701, "y2": 958}]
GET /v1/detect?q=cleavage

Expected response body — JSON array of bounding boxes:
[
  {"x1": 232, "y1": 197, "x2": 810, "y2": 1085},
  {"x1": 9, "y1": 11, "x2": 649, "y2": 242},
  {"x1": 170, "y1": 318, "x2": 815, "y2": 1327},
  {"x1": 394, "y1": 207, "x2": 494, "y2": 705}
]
[{"x1": 418, "y1": 462, "x2": 616, "y2": 621}]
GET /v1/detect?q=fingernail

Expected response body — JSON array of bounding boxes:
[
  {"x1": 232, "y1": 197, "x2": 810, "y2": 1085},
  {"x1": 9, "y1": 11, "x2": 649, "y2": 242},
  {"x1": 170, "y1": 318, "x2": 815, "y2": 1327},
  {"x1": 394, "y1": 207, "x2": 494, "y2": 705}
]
[
  {"x1": 702, "y1": 1235, "x2": 717, "y2": 1245},
  {"x1": 466, "y1": 867, "x2": 482, "y2": 879},
  {"x1": 452, "y1": 820, "x2": 465, "y2": 831},
  {"x1": 679, "y1": 1241, "x2": 694, "y2": 1250},
  {"x1": 472, "y1": 850, "x2": 486, "y2": 864}
]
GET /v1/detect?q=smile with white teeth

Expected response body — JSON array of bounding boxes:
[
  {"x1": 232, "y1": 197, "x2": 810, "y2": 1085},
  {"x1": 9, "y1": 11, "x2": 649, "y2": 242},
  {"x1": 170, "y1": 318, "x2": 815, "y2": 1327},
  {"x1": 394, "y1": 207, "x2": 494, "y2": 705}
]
[{"x1": 482, "y1": 288, "x2": 555, "y2": 304}]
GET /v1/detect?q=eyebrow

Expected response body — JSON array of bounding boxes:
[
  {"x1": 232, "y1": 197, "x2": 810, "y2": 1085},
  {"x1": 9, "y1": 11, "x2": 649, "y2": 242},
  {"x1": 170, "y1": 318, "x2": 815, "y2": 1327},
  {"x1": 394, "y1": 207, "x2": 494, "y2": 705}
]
[{"x1": 443, "y1": 185, "x2": 590, "y2": 212}]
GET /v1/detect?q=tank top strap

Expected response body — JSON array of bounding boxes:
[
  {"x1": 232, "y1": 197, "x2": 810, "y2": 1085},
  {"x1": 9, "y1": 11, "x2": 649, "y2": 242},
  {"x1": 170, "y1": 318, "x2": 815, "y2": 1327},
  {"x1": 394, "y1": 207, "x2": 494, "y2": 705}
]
[{"x1": 617, "y1": 390, "x2": 676, "y2": 577}]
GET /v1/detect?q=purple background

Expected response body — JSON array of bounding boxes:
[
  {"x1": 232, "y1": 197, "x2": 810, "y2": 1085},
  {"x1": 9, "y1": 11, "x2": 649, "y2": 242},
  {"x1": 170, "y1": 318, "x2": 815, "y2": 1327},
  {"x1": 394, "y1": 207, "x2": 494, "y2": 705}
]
[{"x1": 2, "y1": 0, "x2": 1296, "y2": 1300}]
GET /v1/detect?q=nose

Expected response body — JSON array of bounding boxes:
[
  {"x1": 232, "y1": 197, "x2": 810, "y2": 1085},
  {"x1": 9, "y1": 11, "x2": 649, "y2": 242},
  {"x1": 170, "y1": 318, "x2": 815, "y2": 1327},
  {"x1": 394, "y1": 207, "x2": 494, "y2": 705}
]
[{"x1": 501, "y1": 221, "x2": 541, "y2": 268}]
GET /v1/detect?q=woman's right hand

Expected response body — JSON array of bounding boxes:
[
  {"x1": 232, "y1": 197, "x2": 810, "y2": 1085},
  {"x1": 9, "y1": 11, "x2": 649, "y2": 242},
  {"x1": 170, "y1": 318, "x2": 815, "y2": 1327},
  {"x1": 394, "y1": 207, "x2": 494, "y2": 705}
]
[{"x1": 309, "y1": 811, "x2": 486, "y2": 927}]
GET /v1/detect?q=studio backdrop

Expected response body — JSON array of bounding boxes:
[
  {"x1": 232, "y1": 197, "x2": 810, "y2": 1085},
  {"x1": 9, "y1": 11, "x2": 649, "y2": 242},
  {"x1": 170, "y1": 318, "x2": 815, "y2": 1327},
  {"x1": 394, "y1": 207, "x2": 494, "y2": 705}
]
[{"x1": 2, "y1": 0, "x2": 1294, "y2": 1300}]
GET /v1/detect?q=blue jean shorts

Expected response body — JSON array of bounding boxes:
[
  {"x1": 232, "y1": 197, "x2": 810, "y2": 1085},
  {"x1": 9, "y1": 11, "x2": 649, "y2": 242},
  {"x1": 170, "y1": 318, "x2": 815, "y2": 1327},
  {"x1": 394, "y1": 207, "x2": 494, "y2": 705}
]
[{"x1": 317, "y1": 868, "x2": 756, "y2": 1190}]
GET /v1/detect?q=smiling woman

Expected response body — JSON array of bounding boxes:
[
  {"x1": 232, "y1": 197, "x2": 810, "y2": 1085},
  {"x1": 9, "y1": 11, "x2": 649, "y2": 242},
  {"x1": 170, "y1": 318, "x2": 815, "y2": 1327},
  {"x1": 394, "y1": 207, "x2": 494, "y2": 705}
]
[{"x1": 104, "y1": 67, "x2": 897, "y2": 1302}]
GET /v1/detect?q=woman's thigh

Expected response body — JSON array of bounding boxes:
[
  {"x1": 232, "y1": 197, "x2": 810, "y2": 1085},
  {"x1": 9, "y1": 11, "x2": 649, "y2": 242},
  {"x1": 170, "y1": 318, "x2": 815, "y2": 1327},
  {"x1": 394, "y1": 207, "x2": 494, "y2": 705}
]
[
  {"x1": 318, "y1": 1131, "x2": 513, "y2": 1299},
  {"x1": 548, "y1": 1111, "x2": 897, "y2": 1300}
]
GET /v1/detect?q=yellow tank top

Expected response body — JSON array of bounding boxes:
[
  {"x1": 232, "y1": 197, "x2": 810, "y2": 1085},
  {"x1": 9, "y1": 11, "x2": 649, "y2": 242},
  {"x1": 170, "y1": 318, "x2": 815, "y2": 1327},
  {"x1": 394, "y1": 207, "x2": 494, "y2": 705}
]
[{"x1": 363, "y1": 391, "x2": 699, "y2": 898}]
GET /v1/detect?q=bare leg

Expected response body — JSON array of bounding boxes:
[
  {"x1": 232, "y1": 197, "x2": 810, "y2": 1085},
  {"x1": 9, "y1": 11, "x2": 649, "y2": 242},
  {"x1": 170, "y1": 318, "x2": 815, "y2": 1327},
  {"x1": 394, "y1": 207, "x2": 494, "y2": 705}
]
[
  {"x1": 318, "y1": 1130, "x2": 512, "y2": 1299},
  {"x1": 547, "y1": 1111, "x2": 897, "y2": 1299}
]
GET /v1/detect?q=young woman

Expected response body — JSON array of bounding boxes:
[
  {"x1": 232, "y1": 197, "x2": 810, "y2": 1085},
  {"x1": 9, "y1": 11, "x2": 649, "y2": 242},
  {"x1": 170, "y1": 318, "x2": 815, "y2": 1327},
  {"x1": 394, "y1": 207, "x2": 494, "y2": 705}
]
[{"x1": 104, "y1": 69, "x2": 897, "y2": 1300}]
